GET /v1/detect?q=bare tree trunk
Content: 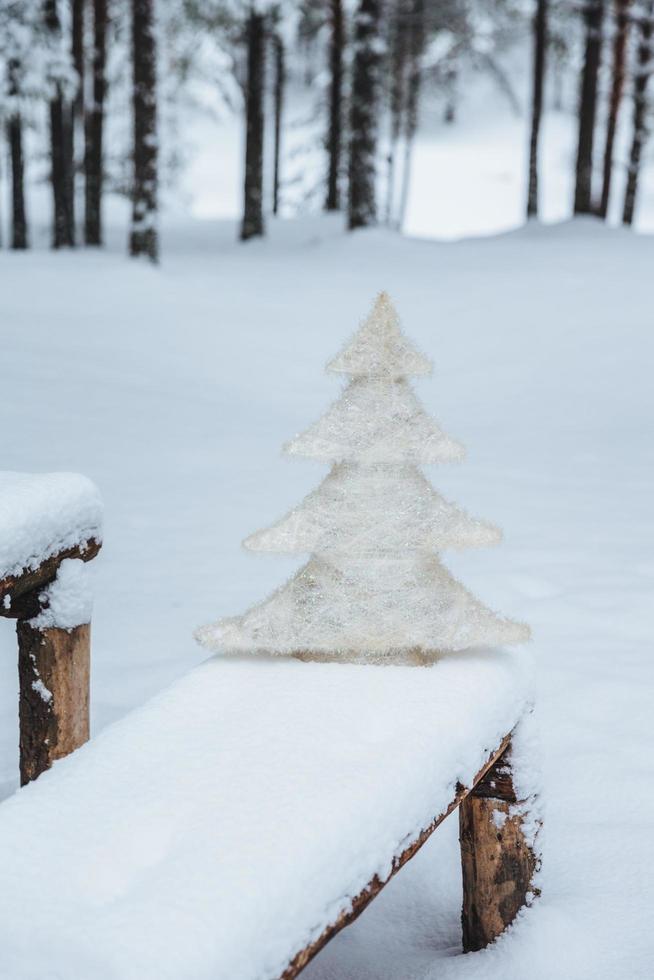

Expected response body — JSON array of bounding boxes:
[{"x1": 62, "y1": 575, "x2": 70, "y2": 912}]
[
  {"x1": 272, "y1": 31, "x2": 284, "y2": 216},
  {"x1": 527, "y1": 0, "x2": 548, "y2": 218},
  {"x1": 129, "y1": 0, "x2": 158, "y2": 260},
  {"x1": 68, "y1": 0, "x2": 85, "y2": 238},
  {"x1": 444, "y1": 64, "x2": 457, "y2": 123},
  {"x1": 241, "y1": 9, "x2": 266, "y2": 240},
  {"x1": 45, "y1": 0, "x2": 75, "y2": 248},
  {"x1": 7, "y1": 59, "x2": 28, "y2": 249},
  {"x1": 397, "y1": 0, "x2": 425, "y2": 231},
  {"x1": 623, "y1": 0, "x2": 654, "y2": 225},
  {"x1": 85, "y1": 0, "x2": 107, "y2": 245},
  {"x1": 348, "y1": 0, "x2": 384, "y2": 230},
  {"x1": 599, "y1": 0, "x2": 630, "y2": 218},
  {"x1": 573, "y1": 0, "x2": 605, "y2": 215},
  {"x1": 385, "y1": 1, "x2": 409, "y2": 226},
  {"x1": 325, "y1": 0, "x2": 344, "y2": 211}
]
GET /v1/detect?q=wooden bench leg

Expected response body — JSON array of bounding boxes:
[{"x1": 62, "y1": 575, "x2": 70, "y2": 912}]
[
  {"x1": 17, "y1": 622, "x2": 90, "y2": 786},
  {"x1": 459, "y1": 739, "x2": 539, "y2": 951}
]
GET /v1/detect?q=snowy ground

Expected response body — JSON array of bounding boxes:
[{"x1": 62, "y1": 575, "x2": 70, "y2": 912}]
[{"x1": 1, "y1": 215, "x2": 653, "y2": 979}]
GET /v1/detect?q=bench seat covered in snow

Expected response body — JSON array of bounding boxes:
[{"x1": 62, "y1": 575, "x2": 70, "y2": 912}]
[{"x1": 0, "y1": 651, "x2": 534, "y2": 980}]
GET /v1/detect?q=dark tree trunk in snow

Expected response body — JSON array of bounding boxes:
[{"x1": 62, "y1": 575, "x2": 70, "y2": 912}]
[
  {"x1": 7, "y1": 60, "x2": 28, "y2": 249},
  {"x1": 325, "y1": 0, "x2": 344, "y2": 211},
  {"x1": 241, "y1": 10, "x2": 266, "y2": 241},
  {"x1": 573, "y1": 0, "x2": 605, "y2": 215},
  {"x1": 272, "y1": 31, "x2": 285, "y2": 216},
  {"x1": 397, "y1": 0, "x2": 425, "y2": 231},
  {"x1": 623, "y1": 0, "x2": 654, "y2": 225},
  {"x1": 348, "y1": 0, "x2": 384, "y2": 230},
  {"x1": 85, "y1": 0, "x2": 108, "y2": 245},
  {"x1": 8, "y1": 115, "x2": 28, "y2": 250},
  {"x1": 130, "y1": 0, "x2": 158, "y2": 260},
  {"x1": 45, "y1": 0, "x2": 75, "y2": 248},
  {"x1": 599, "y1": 0, "x2": 630, "y2": 218},
  {"x1": 68, "y1": 0, "x2": 85, "y2": 236},
  {"x1": 527, "y1": 0, "x2": 548, "y2": 218}
]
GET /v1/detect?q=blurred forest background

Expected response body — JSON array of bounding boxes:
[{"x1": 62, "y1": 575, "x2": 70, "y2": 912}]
[{"x1": 1, "y1": 0, "x2": 653, "y2": 259}]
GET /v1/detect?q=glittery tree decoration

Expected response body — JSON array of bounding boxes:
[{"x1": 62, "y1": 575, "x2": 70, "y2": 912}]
[{"x1": 195, "y1": 293, "x2": 530, "y2": 664}]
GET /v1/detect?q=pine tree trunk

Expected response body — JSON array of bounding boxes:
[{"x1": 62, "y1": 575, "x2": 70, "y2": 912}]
[
  {"x1": 444, "y1": 65, "x2": 457, "y2": 123},
  {"x1": 8, "y1": 114, "x2": 27, "y2": 250},
  {"x1": 272, "y1": 32, "x2": 284, "y2": 217},
  {"x1": 622, "y1": 0, "x2": 654, "y2": 225},
  {"x1": 45, "y1": 0, "x2": 75, "y2": 248},
  {"x1": 385, "y1": 2, "x2": 409, "y2": 226},
  {"x1": 68, "y1": 0, "x2": 85, "y2": 238},
  {"x1": 397, "y1": 0, "x2": 425, "y2": 231},
  {"x1": 573, "y1": 0, "x2": 605, "y2": 215},
  {"x1": 526, "y1": 0, "x2": 548, "y2": 219},
  {"x1": 85, "y1": 0, "x2": 107, "y2": 245},
  {"x1": 599, "y1": 0, "x2": 630, "y2": 218},
  {"x1": 129, "y1": 0, "x2": 158, "y2": 260},
  {"x1": 241, "y1": 10, "x2": 266, "y2": 241},
  {"x1": 325, "y1": 0, "x2": 344, "y2": 211},
  {"x1": 7, "y1": 59, "x2": 28, "y2": 250},
  {"x1": 348, "y1": 0, "x2": 384, "y2": 230}
]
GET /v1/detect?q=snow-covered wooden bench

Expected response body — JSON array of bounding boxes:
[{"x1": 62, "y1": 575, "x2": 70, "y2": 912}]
[
  {"x1": 0, "y1": 652, "x2": 540, "y2": 979},
  {"x1": 0, "y1": 472, "x2": 102, "y2": 784}
]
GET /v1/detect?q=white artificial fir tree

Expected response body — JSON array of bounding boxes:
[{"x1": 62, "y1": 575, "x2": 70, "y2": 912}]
[{"x1": 196, "y1": 293, "x2": 530, "y2": 664}]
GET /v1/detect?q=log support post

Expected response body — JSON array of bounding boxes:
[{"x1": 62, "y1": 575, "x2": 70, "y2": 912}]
[
  {"x1": 459, "y1": 739, "x2": 539, "y2": 951},
  {"x1": 0, "y1": 539, "x2": 100, "y2": 786},
  {"x1": 16, "y1": 621, "x2": 90, "y2": 785}
]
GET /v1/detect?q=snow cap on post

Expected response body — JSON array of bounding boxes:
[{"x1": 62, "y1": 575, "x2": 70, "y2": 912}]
[{"x1": 328, "y1": 292, "x2": 432, "y2": 378}]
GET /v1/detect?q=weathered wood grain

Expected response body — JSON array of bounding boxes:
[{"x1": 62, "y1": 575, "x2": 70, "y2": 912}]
[
  {"x1": 460, "y1": 745, "x2": 539, "y2": 952},
  {"x1": 17, "y1": 622, "x2": 91, "y2": 785}
]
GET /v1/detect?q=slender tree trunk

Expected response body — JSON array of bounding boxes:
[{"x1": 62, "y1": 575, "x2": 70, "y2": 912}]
[
  {"x1": 7, "y1": 59, "x2": 28, "y2": 249},
  {"x1": 325, "y1": 0, "x2": 344, "y2": 211},
  {"x1": 444, "y1": 65, "x2": 457, "y2": 123},
  {"x1": 68, "y1": 0, "x2": 85, "y2": 237},
  {"x1": 599, "y1": 0, "x2": 630, "y2": 218},
  {"x1": 623, "y1": 0, "x2": 654, "y2": 225},
  {"x1": 397, "y1": 0, "x2": 425, "y2": 231},
  {"x1": 348, "y1": 0, "x2": 384, "y2": 230},
  {"x1": 85, "y1": 0, "x2": 107, "y2": 245},
  {"x1": 45, "y1": 0, "x2": 75, "y2": 248},
  {"x1": 527, "y1": 0, "x2": 548, "y2": 218},
  {"x1": 573, "y1": 0, "x2": 605, "y2": 215},
  {"x1": 385, "y1": 2, "x2": 409, "y2": 226},
  {"x1": 8, "y1": 116, "x2": 28, "y2": 249},
  {"x1": 272, "y1": 32, "x2": 284, "y2": 216},
  {"x1": 241, "y1": 10, "x2": 266, "y2": 240},
  {"x1": 129, "y1": 0, "x2": 158, "y2": 260}
]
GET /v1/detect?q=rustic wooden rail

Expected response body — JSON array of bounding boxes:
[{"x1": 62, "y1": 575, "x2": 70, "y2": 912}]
[
  {"x1": 0, "y1": 538, "x2": 101, "y2": 785},
  {"x1": 282, "y1": 733, "x2": 539, "y2": 978}
]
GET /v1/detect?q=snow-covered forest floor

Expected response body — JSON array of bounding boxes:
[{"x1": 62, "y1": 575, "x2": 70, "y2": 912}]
[{"x1": 1, "y1": 213, "x2": 652, "y2": 979}]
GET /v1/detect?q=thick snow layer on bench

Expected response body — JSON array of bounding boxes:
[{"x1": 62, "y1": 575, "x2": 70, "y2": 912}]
[
  {"x1": 0, "y1": 472, "x2": 102, "y2": 579},
  {"x1": 0, "y1": 652, "x2": 532, "y2": 980}
]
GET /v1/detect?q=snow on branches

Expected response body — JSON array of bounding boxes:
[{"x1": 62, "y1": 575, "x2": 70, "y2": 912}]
[{"x1": 196, "y1": 293, "x2": 530, "y2": 664}]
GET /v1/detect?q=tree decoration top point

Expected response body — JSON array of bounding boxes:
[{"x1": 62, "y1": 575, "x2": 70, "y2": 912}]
[{"x1": 327, "y1": 292, "x2": 432, "y2": 379}]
